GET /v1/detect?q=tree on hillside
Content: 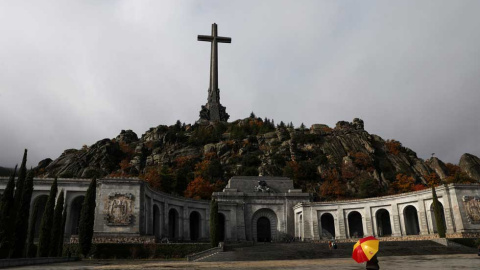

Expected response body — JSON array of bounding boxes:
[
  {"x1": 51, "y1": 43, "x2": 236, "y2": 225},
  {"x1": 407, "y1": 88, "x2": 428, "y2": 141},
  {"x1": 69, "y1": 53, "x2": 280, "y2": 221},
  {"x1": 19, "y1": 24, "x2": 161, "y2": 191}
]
[
  {"x1": 389, "y1": 174, "x2": 415, "y2": 194},
  {"x1": 0, "y1": 165, "x2": 17, "y2": 258},
  {"x1": 37, "y1": 178, "x2": 58, "y2": 257},
  {"x1": 49, "y1": 190, "x2": 65, "y2": 257},
  {"x1": 11, "y1": 170, "x2": 34, "y2": 258},
  {"x1": 209, "y1": 199, "x2": 219, "y2": 247},
  {"x1": 78, "y1": 178, "x2": 97, "y2": 257},
  {"x1": 184, "y1": 176, "x2": 214, "y2": 200}
]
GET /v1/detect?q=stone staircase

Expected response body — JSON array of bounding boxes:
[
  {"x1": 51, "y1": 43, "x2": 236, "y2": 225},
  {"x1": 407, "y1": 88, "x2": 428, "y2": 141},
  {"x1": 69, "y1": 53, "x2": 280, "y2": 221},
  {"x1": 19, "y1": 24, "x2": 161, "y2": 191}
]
[{"x1": 198, "y1": 240, "x2": 475, "y2": 262}]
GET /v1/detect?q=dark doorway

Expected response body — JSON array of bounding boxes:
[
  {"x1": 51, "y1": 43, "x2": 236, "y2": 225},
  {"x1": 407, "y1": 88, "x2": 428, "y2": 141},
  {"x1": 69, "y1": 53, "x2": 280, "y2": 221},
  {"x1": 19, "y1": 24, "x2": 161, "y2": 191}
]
[
  {"x1": 168, "y1": 209, "x2": 178, "y2": 239},
  {"x1": 320, "y1": 213, "x2": 335, "y2": 238},
  {"x1": 70, "y1": 196, "x2": 85, "y2": 235},
  {"x1": 347, "y1": 211, "x2": 364, "y2": 238},
  {"x1": 257, "y1": 217, "x2": 271, "y2": 242},
  {"x1": 218, "y1": 213, "x2": 225, "y2": 242},
  {"x1": 153, "y1": 205, "x2": 160, "y2": 239},
  {"x1": 376, "y1": 209, "x2": 392, "y2": 236},
  {"x1": 189, "y1": 211, "x2": 200, "y2": 241},
  {"x1": 31, "y1": 195, "x2": 48, "y2": 238},
  {"x1": 431, "y1": 202, "x2": 446, "y2": 233},
  {"x1": 404, "y1": 205, "x2": 420, "y2": 235}
]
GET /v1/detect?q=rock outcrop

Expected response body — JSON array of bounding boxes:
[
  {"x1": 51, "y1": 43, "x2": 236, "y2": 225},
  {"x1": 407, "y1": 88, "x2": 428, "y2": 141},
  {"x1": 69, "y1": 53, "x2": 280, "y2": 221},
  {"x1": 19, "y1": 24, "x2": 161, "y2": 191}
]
[
  {"x1": 34, "y1": 118, "x2": 478, "y2": 194},
  {"x1": 459, "y1": 153, "x2": 480, "y2": 181}
]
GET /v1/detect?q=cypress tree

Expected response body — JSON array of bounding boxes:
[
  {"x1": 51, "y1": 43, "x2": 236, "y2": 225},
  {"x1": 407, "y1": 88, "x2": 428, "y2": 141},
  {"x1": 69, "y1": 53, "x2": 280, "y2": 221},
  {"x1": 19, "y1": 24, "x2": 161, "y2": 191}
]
[
  {"x1": 209, "y1": 199, "x2": 219, "y2": 247},
  {"x1": 0, "y1": 165, "x2": 17, "y2": 258},
  {"x1": 78, "y1": 178, "x2": 97, "y2": 256},
  {"x1": 57, "y1": 205, "x2": 67, "y2": 257},
  {"x1": 26, "y1": 197, "x2": 43, "y2": 258},
  {"x1": 13, "y1": 150, "x2": 28, "y2": 212},
  {"x1": 49, "y1": 190, "x2": 64, "y2": 257},
  {"x1": 11, "y1": 170, "x2": 35, "y2": 258},
  {"x1": 37, "y1": 178, "x2": 58, "y2": 257},
  {"x1": 432, "y1": 186, "x2": 446, "y2": 238}
]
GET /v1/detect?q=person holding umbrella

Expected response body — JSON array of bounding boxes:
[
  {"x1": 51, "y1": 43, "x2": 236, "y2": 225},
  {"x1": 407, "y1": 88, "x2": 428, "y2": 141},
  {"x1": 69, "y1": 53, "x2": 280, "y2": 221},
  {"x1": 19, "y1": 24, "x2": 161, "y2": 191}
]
[{"x1": 352, "y1": 236, "x2": 380, "y2": 269}]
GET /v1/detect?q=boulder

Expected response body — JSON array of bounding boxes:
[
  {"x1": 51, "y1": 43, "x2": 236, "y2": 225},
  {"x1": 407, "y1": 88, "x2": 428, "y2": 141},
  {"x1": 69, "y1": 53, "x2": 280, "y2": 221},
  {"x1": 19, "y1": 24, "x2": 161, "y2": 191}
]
[
  {"x1": 115, "y1": 129, "x2": 138, "y2": 144},
  {"x1": 425, "y1": 157, "x2": 449, "y2": 180},
  {"x1": 459, "y1": 153, "x2": 480, "y2": 181}
]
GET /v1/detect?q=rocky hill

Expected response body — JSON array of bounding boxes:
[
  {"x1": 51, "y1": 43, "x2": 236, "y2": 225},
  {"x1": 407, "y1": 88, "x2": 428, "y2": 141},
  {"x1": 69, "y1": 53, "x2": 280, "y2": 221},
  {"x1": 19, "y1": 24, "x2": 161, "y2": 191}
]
[{"x1": 33, "y1": 117, "x2": 480, "y2": 200}]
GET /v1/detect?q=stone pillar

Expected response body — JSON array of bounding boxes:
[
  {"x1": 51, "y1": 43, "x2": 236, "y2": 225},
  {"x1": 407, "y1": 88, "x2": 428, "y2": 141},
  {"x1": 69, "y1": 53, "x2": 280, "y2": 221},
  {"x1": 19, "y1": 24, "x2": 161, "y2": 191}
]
[
  {"x1": 312, "y1": 210, "x2": 320, "y2": 240},
  {"x1": 183, "y1": 206, "x2": 189, "y2": 241},
  {"x1": 417, "y1": 201, "x2": 429, "y2": 235},
  {"x1": 336, "y1": 209, "x2": 347, "y2": 239},
  {"x1": 391, "y1": 204, "x2": 402, "y2": 237},
  {"x1": 364, "y1": 208, "x2": 373, "y2": 236},
  {"x1": 163, "y1": 202, "x2": 169, "y2": 237},
  {"x1": 442, "y1": 185, "x2": 456, "y2": 234}
]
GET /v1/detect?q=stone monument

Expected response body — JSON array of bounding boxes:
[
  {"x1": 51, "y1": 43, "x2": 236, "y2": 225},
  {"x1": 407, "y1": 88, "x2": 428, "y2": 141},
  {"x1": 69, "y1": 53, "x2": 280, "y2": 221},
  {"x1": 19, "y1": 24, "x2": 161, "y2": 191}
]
[{"x1": 198, "y1": 23, "x2": 230, "y2": 122}]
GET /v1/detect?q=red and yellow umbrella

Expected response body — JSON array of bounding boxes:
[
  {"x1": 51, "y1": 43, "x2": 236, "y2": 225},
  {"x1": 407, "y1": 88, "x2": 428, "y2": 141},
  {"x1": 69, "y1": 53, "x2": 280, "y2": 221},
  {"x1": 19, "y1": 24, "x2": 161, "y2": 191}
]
[{"x1": 352, "y1": 236, "x2": 379, "y2": 263}]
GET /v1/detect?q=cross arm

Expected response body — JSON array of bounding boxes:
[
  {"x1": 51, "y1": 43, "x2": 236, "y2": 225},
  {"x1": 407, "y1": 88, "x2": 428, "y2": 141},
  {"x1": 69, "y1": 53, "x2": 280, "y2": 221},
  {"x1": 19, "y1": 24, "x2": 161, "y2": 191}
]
[
  {"x1": 217, "y1": 36, "x2": 231, "y2": 43},
  {"x1": 198, "y1": 35, "x2": 214, "y2": 42}
]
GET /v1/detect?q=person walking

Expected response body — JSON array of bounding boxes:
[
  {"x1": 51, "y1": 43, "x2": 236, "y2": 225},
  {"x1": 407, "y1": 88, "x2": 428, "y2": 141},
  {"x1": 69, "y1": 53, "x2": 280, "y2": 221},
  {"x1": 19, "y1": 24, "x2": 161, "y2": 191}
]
[{"x1": 366, "y1": 254, "x2": 379, "y2": 270}]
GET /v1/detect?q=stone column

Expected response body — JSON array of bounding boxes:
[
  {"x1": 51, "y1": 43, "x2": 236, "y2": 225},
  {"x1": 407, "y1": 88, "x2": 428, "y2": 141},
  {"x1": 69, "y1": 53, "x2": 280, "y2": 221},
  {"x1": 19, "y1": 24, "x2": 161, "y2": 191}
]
[
  {"x1": 182, "y1": 206, "x2": 189, "y2": 241},
  {"x1": 336, "y1": 208, "x2": 347, "y2": 239},
  {"x1": 390, "y1": 204, "x2": 402, "y2": 237},
  {"x1": 312, "y1": 210, "x2": 320, "y2": 240},
  {"x1": 364, "y1": 207, "x2": 373, "y2": 236},
  {"x1": 442, "y1": 185, "x2": 456, "y2": 234},
  {"x1": 417, "y1": 201, "x2": 429, "y2": 235},
  {"x1": 163, "y1": 202, "x2": 169, "y2": 238}
]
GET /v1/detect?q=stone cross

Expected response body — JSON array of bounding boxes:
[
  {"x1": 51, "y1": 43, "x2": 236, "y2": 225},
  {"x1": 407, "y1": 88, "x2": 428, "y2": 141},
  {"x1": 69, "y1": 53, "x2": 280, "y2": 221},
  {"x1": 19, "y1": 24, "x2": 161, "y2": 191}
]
[{"x1": 198, "y1": 23, "x2": 231, "y2": 122}]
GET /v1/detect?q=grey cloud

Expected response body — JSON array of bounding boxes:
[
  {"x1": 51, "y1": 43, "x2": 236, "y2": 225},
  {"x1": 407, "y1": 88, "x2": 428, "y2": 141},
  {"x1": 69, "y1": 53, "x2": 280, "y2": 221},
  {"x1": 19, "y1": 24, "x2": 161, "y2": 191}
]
[{"x1": 1, "y1": 0, "x2": 479, "y2": 167}]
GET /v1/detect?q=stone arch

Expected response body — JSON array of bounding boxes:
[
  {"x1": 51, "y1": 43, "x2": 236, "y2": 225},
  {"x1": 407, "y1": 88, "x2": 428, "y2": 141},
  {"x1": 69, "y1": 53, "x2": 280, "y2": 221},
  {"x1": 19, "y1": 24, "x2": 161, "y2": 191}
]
[
  {"x1": 375, "y1": 209, "x2": 392, "y2": 237},
  {"x1": 347, "y1": 211, "x2": 364, "y2": 238},
  {"x1": 252, "y1": 208, "x2": 278, "y2": 242},
  {"x1": 168, "y1": 208, "x2": 179, "y2": 240},
  {"x1": 404, "y1": 205, "x2": 420, "y2": 235},
  {"x1": 153, "y1": 204, "x2": 161, "y2": 239},
  {"x1": 31, "y1": 195, "x2": 48, "y2": 238},
  {"x1": 320, "y1": 213, "x2": 335, "y2": 239},
  {"x1": 69, "y1": 195, "x2": 85, "y2": 235},
  {"x1": 189, "y1": 211, "x2": 201, "y2": 241},
  {"x1": 430, "y1": 201, "x2": 446, "y2": 233},
  {"x1": 218, "y1": 213, "x2": 226, "y2": 242}
]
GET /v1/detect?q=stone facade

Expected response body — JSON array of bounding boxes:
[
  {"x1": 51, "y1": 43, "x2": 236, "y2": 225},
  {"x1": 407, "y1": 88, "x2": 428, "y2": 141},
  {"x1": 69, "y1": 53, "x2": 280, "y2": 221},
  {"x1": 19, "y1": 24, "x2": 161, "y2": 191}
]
[
  {"x1": 294, "y1": 184, "x2": 480, "y2": 240},
  {"x1": 1, "y1": 177, "x2": 479, "y2": 243}
]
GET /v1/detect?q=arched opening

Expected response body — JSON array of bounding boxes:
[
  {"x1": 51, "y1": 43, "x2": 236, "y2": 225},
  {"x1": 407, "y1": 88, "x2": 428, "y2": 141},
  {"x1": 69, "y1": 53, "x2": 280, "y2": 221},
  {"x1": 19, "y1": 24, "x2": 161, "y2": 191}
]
[
  {"x1": 70, "y1": 196, "x2": 85, "y2": 235},
  {"x1": 320, "y1": 213, "x2": 335, "y2": 238},
  {"x1": 168, "y1": 208, "x2": 179, "y2": 240},
  {"x1": 257, "y1": 217, "x2": 271, "y2": 242},
  {"x1": 348, "y1": 211, "x2": 364, "y2": 238},
  {"x1": 252, "y1": 209, "x2": 278, "y2": 242},
  {"x1": 376, "y1": 209, "x2": 392, "y2": 237},
  {"x1": 189, "y1": 211, "x2": 201, "y2": 241},
  {"x1": 404, "y1": 205, "x2": 420, "y2": 235},
  {"x1": 31, "y1": 195, "x2": 48, "y2": 238},
  {"x1": 153, "y1": 205, "x2": 160, "y2": 239},
  {"x1": 218, "y1": 213, "x2": 226, "y2": 242},
  {"x1": 430, "y1": 202, "x2": 446, "y2": 233}
]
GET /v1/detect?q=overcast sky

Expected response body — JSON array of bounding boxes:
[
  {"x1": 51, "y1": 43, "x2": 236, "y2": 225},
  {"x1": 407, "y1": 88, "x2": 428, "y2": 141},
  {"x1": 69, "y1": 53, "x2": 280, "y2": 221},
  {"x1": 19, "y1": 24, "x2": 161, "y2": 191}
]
[{"x1": 1, "y1": 0, "x2": 479, "y2": 168}]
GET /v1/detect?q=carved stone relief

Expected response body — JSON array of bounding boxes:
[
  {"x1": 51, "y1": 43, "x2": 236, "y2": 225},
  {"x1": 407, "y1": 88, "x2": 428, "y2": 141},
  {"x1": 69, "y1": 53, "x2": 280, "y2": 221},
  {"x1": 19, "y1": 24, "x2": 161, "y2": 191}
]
[
  {"x1": 104, "y1": 193, "x2": 135, "y2": 226},
  {"x1": 462, "y1": 196, "x2": 480, "y2": 224}
]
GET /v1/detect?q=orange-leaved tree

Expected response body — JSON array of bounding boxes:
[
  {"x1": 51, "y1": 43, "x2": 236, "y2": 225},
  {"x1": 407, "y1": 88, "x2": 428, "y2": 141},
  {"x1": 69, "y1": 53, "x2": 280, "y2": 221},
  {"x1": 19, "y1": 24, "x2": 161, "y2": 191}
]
[
  {"x1": 184, "y1": 176, "x2": 214, "y2": 200},
  {"x1": 319, "y1": 169, "x2": 346, "y2": 201},
  {"x1": 424, "y1": 172, "x2": 441, "y2": 187},
  {"x1": 385, "y1": 139, "x2": 402, "y2": 155},
  {"x1": 389, "y1": 173, "x2": 415, "y2": 194}
]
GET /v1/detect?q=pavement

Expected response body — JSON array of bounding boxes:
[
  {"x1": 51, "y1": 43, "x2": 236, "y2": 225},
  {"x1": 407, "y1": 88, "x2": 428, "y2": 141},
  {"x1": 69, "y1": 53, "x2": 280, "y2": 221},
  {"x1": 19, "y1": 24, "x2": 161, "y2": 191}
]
[{"x1": 9, "y1": 254, "x2": 480, "y2": 269}]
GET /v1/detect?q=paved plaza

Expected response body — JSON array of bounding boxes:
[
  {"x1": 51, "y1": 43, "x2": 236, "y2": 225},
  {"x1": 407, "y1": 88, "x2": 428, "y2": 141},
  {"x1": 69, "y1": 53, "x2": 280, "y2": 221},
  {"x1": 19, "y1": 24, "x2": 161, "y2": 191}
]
[{"x1": 8, "y1": 254, "x2": 479, "y2": 270}]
